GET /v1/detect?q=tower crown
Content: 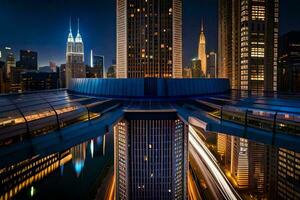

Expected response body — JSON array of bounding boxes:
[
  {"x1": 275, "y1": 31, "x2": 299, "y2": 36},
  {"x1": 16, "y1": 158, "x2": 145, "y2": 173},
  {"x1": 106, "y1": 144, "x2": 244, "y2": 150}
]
[
  {"x1": 75, "y1": 18, "x2": 83, "y2": 43},
  {"x1": 199, "y1": 19, "x2": 206, "y2": 44},
  {"x1": 67, "y1": 18, "x2": 74, "y2": 43}
]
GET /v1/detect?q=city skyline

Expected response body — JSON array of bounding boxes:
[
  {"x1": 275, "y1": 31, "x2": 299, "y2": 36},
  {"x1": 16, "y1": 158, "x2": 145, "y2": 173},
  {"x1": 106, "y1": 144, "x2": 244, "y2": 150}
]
[{"x1": 1, "y1": 0, "x2": 300, "y2": 68}]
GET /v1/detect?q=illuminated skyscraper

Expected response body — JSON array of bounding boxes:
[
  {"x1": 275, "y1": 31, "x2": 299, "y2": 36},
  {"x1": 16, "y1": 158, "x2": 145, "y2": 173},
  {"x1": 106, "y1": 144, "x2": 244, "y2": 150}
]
[
  {"x1": 66, "y1": 18, "x2": 85, "y2": 87},
  {"x1": 114, "y1": 112, "x2": 188, "y2": 199},
  {"x1": 116, "y1": 0, "x2": 182, "y2": 78},
  {"x1": 207, "y1": 51, "x2": 217, "y2": 78},
  {"x1": 198, "y1": 21, "x2": 207, "y2": 76},
  {"x1": 218, "y1": 0, "x2": 279, "y2": 91}
]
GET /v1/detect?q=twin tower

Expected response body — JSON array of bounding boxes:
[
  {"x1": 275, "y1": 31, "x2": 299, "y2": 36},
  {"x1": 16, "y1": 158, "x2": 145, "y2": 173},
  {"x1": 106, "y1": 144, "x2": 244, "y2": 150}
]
[
  {"x1": 65, "y1": 18, "x2": 85, "y2": 85},
  {"x1": 66, "y1": 18, "x2": 84, "y2": 65}
]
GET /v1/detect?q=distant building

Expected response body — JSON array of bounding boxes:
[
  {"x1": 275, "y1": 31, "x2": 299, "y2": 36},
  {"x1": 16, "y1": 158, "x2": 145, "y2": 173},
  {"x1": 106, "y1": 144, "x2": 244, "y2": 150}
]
[
  {"x1": 278, "y1": 31, "x2": 300, "y2": 93},
  {"x1": 117, "y1": 0, "x2": 182, "y2": 78},
  {"x1": 18, "y1": 50, "x2": 38, "y2": 71},
  {"x1": 50, "y1": 61, "x2": 57, "y2": 72},
  {"x1": 10, "y1": 67, "x2": 25, "y2": 93},
  {"x1": 0, "y1": 47, "x2": 13, "y2": 63},
  {"x1": 198, "y1": 21, "x2": 207, "y2": 76},
  {"x1": 0, "y1": 61, "x2": 5, "y2": 93},
  {"x1": 191, "y1": 58, "x2": 203, "y2": 78},
  {"x1": 90, "y1": 50, "x2": 104, "y2": 78},
  {"x1": 21, "y1": 71, "x2": 59, "y2": 91},
  {"x1": 207, "y1": 51, "x2": 217, "y2": 78},
  {"x1": 5, "y1": 52, "x2": 15, "y2": 79},
  {"x1": 107, "y1": 64, "x2": 116, "y2": 78},
  {"x1": 60, "y1": 64, "x2": 67, "y2": 88},
  {"x1": 218, "y1": 0, "x2": 279, "y2": 91},
  {"x1": 66, "y1": 19, "x2": 85, "y2": 87},
  {"x1": 183, "y1": 67, "x2": 192, "y2": 78}
]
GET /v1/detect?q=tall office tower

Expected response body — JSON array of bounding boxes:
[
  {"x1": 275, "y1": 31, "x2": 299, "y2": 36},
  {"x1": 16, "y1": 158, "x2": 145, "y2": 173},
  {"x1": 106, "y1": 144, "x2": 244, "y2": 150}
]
[
  {"x1": 218, "y1": 0, "x2": 279, "y2": 91},
  {"x1": 198, "y1": 21, "x2": 207, "y2": 76},
  {"x1": 18, "y1": 50, "x2": 38, "y2": 70},
  {"x1": 66, "y1": 19, "x2": 85, "y2": 87},
  {"x1": 6, "y1": 52, "x2": 15, "y2": 79},
  {"x1": 114, "y1": 112, "x2": 188, "y2": 199},
  {"x1": 217, "y1": 134, "x2": 231, "y2": 168},
  {"x1": 275, "y1": 148, "x2": 300, "y2": 199},
  {"x1": 116, "y1": 0, "x2": 182, "y2": 78},
  {"x1": 207, "y1": 51, "x2": 217, "y2": 78},
  {"x1": 90, "y1": 50, "x2": 105, "y2": 78},
  {"x1": 230, "y1": 137, "x2": 249, "y2": 188},
  {"x1": 278, "y1": 31, "x2": 300, "y2": 93},
  {"x1": 230, "y1": 137, "x2": 268, "y2": 196}
]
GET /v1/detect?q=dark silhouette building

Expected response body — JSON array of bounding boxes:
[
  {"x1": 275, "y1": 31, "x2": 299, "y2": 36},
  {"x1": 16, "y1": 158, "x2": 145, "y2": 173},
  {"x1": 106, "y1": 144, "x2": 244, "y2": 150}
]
[
  {"x1": 21, "y1": 71, "x2": 59, "y2": 91},
  {"x1": 17, "y1": 50, "x2": 38, "y2": 71},
  {"x1": 278, "y1": 31, "x2": 300, "y2": 93}
]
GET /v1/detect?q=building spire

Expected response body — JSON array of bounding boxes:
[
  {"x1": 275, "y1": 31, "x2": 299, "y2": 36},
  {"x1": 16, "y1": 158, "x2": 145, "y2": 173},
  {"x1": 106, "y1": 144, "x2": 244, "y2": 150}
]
[
  {"x1": 77, "y1": 18, "x2": 80, "y2": 34},
  {"x1": 69, "y1": 17, "x2": 72, "y2": 33},
  {"x1": 67, "y1": 17, "x2": 74, "y2": 43},
  {"x1": 201, "y1": 18, "x2": 204, "y2": 32}
]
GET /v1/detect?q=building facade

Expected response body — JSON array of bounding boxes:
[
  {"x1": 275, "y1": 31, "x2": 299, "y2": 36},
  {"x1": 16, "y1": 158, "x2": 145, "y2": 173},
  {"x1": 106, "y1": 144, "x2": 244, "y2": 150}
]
[
  {"x1": 278, "y1": 31, "x2": 300, "y2": 93},
  {"x1": 116, "y1": 0, "x2": 182, "y2": 78},
  {"x1": 207, "y1": 51, "x2": 217, "y2": 78},
  {"x1": 66, "y1": 19, "x2": 85, "y2": 87},
  {"x1": 90, "y1": 50, "x2": 104, "y2": 78},
  {"x1": 218, "y1": 0, "x2": 279, "y2": 91},
  {"x1": 114, "y1": 112, "x2": 188, "y2": 199}
]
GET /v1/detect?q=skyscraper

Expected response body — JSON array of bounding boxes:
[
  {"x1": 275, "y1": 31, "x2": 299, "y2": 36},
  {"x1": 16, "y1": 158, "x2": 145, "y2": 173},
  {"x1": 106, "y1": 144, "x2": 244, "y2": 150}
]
[
  {"x1": 218, "y1": 0, "x2": 279, "y2": 91},
  {"x1": 116, "y1": 0, "x2": 182, "y2": 78},
  {"x1": 114, "y1": 112, "x2": 188, "y2": 199},
  {"x1": 66, "y1": 18, "x2": 85, "y2": 86},
  {"x1": 198, "y1": 21, "x2": 207, "y2": 76},
  {"x1": 278, "y1": 31, "x2": 300, "y2": 93},
  {"x1": 90, "y1": 50, "x2": 104, "y2": 78},
  {"x1": 18, "y1": 50, "x2": 38, "y2": 71},
  {"x1": 207, "y1": 51, "x2": 217, "y2": 78}
]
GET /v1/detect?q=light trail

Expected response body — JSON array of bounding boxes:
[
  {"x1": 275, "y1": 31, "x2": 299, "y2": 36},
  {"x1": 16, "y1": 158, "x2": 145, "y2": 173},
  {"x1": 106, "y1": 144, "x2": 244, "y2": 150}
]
[{"x1": 189, "y1": 125, "x2": 242, "y2": 200}]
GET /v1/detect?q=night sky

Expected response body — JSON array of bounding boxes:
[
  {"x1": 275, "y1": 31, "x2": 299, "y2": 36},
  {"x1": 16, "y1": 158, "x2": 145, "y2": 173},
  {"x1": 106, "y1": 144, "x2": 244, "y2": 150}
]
[{"x1": 0, "y1": 0, "x2": 300, "y2": 69}]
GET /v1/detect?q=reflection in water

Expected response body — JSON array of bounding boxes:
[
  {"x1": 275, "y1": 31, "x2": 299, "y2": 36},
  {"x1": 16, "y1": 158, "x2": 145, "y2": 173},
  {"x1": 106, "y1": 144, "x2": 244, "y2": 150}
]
[
  {"x1": 213, "y1": 133, "x2": 300, "y2": 199},
  {"x1": 71, "y1": 142, "x2": 87, "y2": 177},
  {"x1": 0, "y1": 134, "x2": 107, "y2": 200}
]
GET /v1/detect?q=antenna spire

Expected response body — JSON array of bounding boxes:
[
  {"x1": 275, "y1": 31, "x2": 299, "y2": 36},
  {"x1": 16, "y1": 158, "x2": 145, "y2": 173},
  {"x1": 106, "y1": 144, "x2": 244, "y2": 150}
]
[
  {"x1": 69, "y1": 17, "x2": 72, "y2": 33},
  {"x1": 201, "y1": 18, "x2": 204, "y2": 32},
  {"x1": 77, "y1": 18, "x2": 80, "y2": 33}
]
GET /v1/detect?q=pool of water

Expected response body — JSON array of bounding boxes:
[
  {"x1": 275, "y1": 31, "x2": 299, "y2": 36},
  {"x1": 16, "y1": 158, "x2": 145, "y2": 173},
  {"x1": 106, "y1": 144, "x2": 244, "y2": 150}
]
[{"x1": 0, "y1": 133, "x2": 114, "y2": 200}]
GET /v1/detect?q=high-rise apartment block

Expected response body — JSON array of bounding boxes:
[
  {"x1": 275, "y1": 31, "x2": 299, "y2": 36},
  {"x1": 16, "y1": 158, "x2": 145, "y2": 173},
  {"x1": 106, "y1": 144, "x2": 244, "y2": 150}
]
[
  {"x1": 218, "y1": 0, "x2": 279, "y2": 91},
  {"x1": 116, "y1": 0, "x2": 182, "y2": 78}
]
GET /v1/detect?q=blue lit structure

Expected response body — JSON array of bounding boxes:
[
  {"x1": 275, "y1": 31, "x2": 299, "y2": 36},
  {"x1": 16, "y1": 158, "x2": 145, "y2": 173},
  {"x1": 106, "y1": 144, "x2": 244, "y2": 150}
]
[{"x1": 0, "y1": 78, "x2": 300, "y2": 154}]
